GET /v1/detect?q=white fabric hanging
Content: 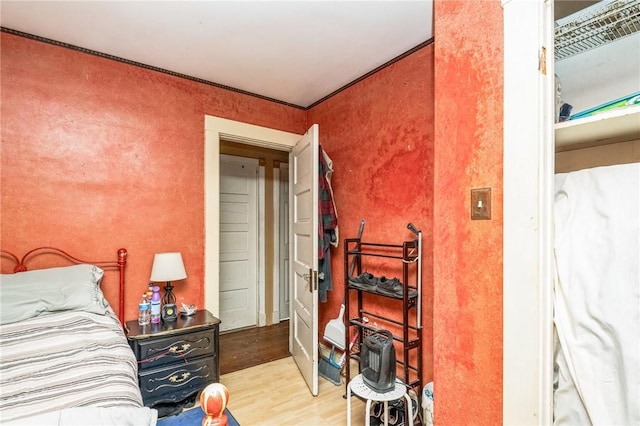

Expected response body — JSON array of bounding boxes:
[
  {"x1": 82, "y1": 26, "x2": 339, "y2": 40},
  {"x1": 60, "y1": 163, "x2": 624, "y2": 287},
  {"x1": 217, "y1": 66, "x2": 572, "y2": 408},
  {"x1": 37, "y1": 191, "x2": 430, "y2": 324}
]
[{"x1": 553, "y1": 162, "x2": 640, "y2": 425}]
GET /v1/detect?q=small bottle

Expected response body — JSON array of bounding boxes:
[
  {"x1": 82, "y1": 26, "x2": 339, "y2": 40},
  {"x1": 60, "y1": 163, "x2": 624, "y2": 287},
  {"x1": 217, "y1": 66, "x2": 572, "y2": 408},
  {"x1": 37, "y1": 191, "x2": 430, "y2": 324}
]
[
  {"x1": 150, "y1": 286, "x2": 161, "y2": 324},
  {"x1": 147, "y1": 282, "x2": 154, "y2": 301},
  {"x1": 138, "y1": 294, "x2": 150, "y2": 326}
]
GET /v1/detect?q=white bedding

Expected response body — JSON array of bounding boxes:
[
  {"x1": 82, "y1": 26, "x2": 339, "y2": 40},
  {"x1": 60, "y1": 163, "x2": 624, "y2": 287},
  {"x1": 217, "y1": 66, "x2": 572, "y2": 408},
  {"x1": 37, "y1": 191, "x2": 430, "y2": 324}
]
[
  {"x1": 553, "y1": 162, "x2": 640, "y2": 425},
  {"x1": 0, "y1": 309, "x2": 155, "y2": 425},
  {"x1": 3, "y1": 406, "x2": 157, "y2": 426}
]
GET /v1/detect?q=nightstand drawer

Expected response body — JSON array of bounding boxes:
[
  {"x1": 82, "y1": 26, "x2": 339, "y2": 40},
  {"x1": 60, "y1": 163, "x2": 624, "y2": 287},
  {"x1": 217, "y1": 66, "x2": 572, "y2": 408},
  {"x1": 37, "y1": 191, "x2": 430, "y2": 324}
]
[
  {"x1": 139, "y1": 355, "x2": 217, "y2": 406},
  {"x1": 125, "y1": 309, "x2": 221, "y2": 409},
  {"x1": 134, "y1": 329, "x2": 215, "y2": 370}
]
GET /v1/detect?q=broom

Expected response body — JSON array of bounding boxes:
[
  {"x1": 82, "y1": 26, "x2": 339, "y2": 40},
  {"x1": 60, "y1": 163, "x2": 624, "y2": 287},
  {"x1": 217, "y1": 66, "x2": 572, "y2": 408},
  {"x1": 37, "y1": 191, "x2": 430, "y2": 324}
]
[
  {"x1": 319, "y1": 304, "x2": 345, "y2": 385},
  {"x1": 319, "y1": 356, "x2": 342, "y2": 385}
]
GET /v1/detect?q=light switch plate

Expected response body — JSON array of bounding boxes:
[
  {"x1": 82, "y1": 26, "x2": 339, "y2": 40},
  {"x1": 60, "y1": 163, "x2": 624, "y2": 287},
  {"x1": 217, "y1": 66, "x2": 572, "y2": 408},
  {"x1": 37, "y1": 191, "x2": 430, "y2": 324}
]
[{"x1": 471, "y1": 188, "x2": 491, "y2": 220}]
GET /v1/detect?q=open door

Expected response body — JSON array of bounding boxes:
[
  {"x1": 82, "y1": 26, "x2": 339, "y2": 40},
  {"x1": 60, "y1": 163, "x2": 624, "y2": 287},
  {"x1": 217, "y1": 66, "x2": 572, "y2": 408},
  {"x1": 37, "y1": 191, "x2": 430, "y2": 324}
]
[
  {"x1": 290, "y1": 124, "x2": 319, "y2": 396},
  {"x1": 203, "y1": 115, "x2": 318, "y2": 395}
]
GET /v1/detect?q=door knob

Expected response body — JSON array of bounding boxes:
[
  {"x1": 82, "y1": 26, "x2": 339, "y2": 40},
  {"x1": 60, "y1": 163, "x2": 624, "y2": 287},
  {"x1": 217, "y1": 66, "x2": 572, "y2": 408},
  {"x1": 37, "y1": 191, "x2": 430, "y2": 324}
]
[{"x1": 303, "y1": 269, "x2": 318, "y2": 292}]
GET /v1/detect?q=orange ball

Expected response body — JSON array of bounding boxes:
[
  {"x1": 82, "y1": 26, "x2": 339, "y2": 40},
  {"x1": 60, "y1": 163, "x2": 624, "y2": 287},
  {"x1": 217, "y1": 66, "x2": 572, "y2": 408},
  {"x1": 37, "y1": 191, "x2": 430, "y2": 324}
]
[{"x1": 200, "y1": 383, "x2": 230, "y2": 419}]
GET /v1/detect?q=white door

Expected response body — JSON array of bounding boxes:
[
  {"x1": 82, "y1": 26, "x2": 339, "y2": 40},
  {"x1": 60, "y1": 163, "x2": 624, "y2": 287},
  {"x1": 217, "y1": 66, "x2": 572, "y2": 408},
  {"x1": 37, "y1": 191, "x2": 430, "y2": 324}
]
[
  {"x1": 279, "y1": 163, "x2": 290, "y2": 321},
  {"x1": 219, "y1": 155, "x2": 259, "y2": 332},
  {"x1": 290, "y1": 125, "x2": 319, "y2": 396}
]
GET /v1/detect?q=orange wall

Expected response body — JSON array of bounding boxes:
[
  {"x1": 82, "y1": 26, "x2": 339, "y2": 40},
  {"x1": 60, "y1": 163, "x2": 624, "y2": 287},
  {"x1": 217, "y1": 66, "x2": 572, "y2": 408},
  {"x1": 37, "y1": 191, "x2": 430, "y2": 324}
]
[
  {"x1": 307, "y1": 44, "x2": 435, "y2": 383},
  {"x1": 1, "y1": 8, "x2": 506, "y2": 420},
  {"x1": 433, "y1": 1, "x2": 504, "y2": 424},
  {"x1": 0, "y1": 33, "x2": 306, "y2": 321}
]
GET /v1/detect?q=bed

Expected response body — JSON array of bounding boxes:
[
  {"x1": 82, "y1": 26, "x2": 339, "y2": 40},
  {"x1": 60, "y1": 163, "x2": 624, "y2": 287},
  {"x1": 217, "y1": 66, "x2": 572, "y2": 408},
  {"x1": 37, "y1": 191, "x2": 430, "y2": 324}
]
[
  {"x1": 553, "y1": 162, "x2": 640, "y2": 424},
  {"x1": 0, "y1": 247, "x2": 157, "y2": 426}
]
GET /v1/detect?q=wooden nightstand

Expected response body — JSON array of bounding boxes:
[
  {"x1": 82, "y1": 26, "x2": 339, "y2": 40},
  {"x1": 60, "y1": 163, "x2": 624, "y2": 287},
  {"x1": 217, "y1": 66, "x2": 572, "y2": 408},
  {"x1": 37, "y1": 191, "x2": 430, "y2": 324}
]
[{"x1": 125, "y1": 309, "x2": 221, "y2": 408}]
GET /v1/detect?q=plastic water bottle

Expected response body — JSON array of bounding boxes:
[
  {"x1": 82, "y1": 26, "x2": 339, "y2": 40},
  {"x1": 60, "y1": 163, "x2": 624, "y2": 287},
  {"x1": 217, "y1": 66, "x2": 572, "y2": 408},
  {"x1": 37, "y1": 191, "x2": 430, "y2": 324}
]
[
  {"x1": 150, "y1": 286, "x2": 161, "y2": 324},
  {"x1": 138, "y1": 294, "x2": 150, "y2": 326}
]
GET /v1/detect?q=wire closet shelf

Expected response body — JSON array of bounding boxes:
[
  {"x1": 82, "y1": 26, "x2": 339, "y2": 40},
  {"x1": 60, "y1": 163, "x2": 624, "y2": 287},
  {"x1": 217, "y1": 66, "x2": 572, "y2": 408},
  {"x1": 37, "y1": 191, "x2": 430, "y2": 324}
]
[{"x1": 555, "y1": 0, "x2": 640, "y2": 61}]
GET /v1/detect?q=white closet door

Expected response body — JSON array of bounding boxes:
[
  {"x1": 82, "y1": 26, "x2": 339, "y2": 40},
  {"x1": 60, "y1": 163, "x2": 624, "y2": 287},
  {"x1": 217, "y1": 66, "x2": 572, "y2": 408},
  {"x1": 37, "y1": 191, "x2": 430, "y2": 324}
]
[{"x1": 219, "y1": 155, "x2": 259, "y2": 332}]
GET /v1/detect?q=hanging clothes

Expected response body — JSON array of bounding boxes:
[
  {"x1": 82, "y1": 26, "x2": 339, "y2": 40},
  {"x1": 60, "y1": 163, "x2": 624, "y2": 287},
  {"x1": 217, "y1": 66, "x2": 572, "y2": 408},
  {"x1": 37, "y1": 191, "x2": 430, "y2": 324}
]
[
  {"x1": 318, "y1": 145, "x2": 338, "y2": 303},
  {"x1": 322, "y1": 147, "x2": 339, "y2": 247}
]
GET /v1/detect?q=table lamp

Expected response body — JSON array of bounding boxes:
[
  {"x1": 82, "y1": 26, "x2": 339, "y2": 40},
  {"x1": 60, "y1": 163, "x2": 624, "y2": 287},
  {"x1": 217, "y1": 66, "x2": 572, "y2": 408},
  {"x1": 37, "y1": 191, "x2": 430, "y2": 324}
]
[{"x1": 150, "y1": 252, "x2": 187, "y2": 322}]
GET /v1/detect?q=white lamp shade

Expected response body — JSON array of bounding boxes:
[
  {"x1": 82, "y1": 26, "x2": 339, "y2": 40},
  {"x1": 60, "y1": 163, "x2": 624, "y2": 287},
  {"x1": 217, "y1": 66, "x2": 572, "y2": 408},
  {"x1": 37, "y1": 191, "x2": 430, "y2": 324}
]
[{"x1": 150, "y1": 252, "x2": 187, "y2": 282}]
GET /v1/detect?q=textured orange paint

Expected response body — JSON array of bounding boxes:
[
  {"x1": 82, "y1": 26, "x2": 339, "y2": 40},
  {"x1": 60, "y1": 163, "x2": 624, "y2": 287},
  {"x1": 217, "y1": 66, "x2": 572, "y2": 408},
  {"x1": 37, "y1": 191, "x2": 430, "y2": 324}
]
[
  {"x1": 433, "y1": 1, "x2": 504, "y2": 424},
  {"x1": 308, "y1": 45, "x2": 435, "y2": 383},
  {"x1": 0, "y1": 33, "x2": 306, "y2": 322},
  {"x1": 1, "y1": 19, "x2": 502, "y2": 420}
]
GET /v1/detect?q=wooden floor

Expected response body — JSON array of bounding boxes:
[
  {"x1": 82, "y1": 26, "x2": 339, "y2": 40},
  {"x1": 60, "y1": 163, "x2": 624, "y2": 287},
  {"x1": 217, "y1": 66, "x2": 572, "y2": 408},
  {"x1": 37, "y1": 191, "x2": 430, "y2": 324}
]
[
  {"x1": 221, "y1": 357, "x2": 366, "y2": 425},
  {"x1": 219, "y1": 320, "x2": 366, "y2": 425},
  {"x1": 219, "y1": 320, "x2": 290, "y2": 375}
]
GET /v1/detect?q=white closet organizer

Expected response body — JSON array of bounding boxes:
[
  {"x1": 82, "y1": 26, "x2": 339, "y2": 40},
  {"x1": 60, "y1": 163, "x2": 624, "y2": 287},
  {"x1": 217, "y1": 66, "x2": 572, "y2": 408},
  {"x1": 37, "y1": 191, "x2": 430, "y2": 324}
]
[
  {"x1": 555, "y1": 103, "x2": 640, "y2": 150},
  {"x1": 555, "y1": 0, "x2": 640, "y2": 61},
  {"x1": 554, "y1": 0, "x2": 640, "y2": 152}
]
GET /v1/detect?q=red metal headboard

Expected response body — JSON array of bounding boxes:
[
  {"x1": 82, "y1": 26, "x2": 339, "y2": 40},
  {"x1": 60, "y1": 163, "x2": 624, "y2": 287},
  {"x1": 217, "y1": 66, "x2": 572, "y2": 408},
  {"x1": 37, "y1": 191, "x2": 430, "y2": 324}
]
[{"x1": 0, "y1": 247, "x2": 128, "y2": 324}]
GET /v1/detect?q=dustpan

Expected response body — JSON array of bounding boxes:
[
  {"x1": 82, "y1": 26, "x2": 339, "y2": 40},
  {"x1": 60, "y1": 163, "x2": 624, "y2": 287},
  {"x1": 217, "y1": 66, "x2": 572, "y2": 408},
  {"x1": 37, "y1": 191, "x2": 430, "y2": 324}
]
[
  {"x1": 323, "y1": 303, "x2": 345, "y2": 350},
  {"x1": 319, "y1": 304, "x2": 346, "y2": 385}
]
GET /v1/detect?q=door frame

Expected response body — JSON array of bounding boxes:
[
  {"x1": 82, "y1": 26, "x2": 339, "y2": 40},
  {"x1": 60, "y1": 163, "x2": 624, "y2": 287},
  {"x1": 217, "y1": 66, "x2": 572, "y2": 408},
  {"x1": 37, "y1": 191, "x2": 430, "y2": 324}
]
[
  {"x1": 273, "y1": 162, "x2": 290, "y2": 324},
  {"x1": 502, "y1": 0, "x2": 555, "y2": 424},
  {"x1": 204, "y1": 115, "x2": 301, "y2": 319}
]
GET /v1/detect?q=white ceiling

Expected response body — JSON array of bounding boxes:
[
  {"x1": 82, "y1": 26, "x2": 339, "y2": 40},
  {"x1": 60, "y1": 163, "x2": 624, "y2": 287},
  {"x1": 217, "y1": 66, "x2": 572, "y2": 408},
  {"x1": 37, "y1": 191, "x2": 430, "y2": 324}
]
[{"x1": 1, "y1": 1, "x2": 434, "y2": 108}]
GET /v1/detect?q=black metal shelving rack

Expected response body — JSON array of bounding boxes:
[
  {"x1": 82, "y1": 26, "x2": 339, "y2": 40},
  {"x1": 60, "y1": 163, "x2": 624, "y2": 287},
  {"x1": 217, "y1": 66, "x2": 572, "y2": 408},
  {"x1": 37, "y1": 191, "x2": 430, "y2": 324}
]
[{"x1": 343, "y1": 237, "x2": 423, "y2": 397}]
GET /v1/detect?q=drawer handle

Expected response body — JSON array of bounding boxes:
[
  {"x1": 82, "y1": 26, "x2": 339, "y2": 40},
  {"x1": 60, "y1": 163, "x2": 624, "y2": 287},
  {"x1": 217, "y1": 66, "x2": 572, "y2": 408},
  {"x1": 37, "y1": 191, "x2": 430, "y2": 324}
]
[
  {"x1": 169, "y1": 372, "x2": 191, "y2": 383},
  {"x1": 169, "y1": 343, "x2": 191, "y2": 354}
]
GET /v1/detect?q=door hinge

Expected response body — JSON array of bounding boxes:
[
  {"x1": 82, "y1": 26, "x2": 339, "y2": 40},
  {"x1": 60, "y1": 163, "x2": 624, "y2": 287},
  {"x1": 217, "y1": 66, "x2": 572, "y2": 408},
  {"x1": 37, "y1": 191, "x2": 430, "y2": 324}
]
[{"x1": 539, "y1": 46, "x2": 547, "y2": 75}]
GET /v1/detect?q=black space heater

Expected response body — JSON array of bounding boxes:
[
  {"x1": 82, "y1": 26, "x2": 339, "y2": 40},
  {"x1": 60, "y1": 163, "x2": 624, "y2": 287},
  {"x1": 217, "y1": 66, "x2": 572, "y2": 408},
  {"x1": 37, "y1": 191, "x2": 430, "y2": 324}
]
[{"x1": 360, "y1": 329, "x2": 396, "y2": 393}]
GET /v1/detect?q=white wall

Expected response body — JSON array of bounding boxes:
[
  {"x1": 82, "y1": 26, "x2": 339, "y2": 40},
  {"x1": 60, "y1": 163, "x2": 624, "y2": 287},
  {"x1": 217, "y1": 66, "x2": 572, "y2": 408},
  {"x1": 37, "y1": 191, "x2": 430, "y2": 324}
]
[{"x1": 556, "y1": 33, "x2": 640, "y2": 113}]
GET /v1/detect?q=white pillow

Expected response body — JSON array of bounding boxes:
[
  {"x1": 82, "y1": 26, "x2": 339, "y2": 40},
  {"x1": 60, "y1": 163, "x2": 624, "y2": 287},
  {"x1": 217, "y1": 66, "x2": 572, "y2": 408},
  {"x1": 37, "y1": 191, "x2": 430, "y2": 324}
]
[{"x1": 0, "y1": 264, "x2": 109, "y2": 325}]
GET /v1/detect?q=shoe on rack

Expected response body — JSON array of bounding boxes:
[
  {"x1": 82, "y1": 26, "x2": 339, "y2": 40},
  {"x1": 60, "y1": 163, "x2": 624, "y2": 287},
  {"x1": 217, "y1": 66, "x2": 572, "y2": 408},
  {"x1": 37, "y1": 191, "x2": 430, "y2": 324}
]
[
  {"x1": 375, "y1": 277, "x2": 403, "y2": 297},
  {"x1": 376, "y1": 276, "x2": 418, "y2": 299},
  {"x1": 349, "y1": 272, "x2": 379, "y2": 291}
]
